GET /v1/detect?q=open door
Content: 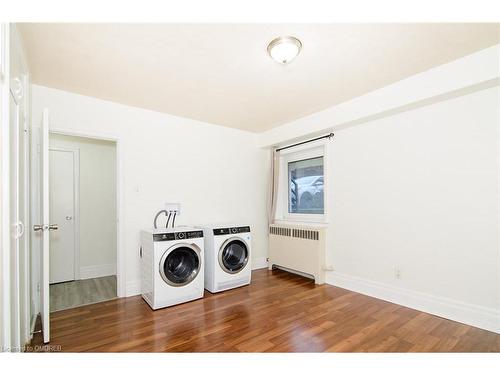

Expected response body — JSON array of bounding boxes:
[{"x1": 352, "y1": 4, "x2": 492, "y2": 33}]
[{"x1": 34, "y1": 108, "x2": 57, "y2": 343}]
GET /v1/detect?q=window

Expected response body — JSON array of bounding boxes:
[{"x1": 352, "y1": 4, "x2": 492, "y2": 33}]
[
  {"x1": 288, "y1": 156, "x2": 324, "y2": 214},
  {"x1": 277, "y1": 142, "x2": 328, "y2": 223}
]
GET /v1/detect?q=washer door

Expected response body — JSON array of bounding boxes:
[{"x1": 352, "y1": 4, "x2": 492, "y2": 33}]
[
  {"x1": 159, "y1": 244, "x2": 202, "y2": 287},
  {"x1": 218, "y1": 238, "x2": 249, "y2": 274}
]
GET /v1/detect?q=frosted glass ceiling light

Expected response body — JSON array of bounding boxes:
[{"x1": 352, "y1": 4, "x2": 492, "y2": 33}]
[{"x1": 267, "y1": 36, "x2": 302, "y2": 64}]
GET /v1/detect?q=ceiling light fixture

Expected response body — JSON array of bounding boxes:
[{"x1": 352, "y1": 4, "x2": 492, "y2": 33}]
[{"x1": 267, "y1": 36, "x2": 302, "y2": 64}]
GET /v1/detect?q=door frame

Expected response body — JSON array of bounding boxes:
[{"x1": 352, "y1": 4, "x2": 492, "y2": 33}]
[
  {"x1": 48, "y1": 146, "x2": 80, "y2": 281},
  {"x1": 0, "y1": 24, "x2": 12, "y2": 349},
  {"x1": 47, "y1": 128, "x2": 124, "y2": 297},
  {"x1": 2, "y1": 23, "x2": 33, "y2": 350},
  {"x1": 8, "y1": 82, "x2": 20, "y2": 350}
]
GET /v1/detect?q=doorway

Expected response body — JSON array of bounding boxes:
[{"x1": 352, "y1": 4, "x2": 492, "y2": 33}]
[{"x1": 48, "y1": 133, "x2": 117, "y2": 312}]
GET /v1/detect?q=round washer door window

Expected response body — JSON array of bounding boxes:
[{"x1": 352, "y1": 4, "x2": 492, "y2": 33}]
[
  {"x1": 160, "y1": 245, "x2": 201, "y2": 287},
  {"x1": 219, "y1": 239, "x2": 249, "y2": 274}
]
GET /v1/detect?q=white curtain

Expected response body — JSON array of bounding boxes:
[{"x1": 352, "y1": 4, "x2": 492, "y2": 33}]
[{"x1": 268, "y1": 148, "x2": 280, "y2": 224}]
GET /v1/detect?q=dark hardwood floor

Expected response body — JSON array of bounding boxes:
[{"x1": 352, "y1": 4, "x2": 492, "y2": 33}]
[{"x1": 30, "y1": 269, "x2": 500, "y2": 352}]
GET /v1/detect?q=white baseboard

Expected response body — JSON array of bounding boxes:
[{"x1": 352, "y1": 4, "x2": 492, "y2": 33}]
[
  {"x1": 79, "y1": 263, "x2": 116, "y2": 280},
  {"x1": 252, "y1": 256, "x2": 268, "y2": 270},
  {"x1": 125, "y1": 279, "x2": 141, "y2": 297},
  {"x1": 326, "y1": 272, "x2": 500, "y2": 334}
]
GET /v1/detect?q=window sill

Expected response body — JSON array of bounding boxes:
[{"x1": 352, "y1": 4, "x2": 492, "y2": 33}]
[{"x1": 274, "y1": 219, "x2": 330, "y2": 227}]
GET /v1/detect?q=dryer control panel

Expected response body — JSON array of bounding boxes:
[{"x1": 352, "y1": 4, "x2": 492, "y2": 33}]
[
  {"x1": 213, "y1": 226, "x2": 251, "y2": 236},
  {"x1": 153, "y1": 230, "x2": 204, "y2": 242}
]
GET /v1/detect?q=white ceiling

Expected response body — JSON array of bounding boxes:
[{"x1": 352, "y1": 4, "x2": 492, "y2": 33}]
[{"x1": 18, "y1": 23, "x2": 500, "y2": 132}]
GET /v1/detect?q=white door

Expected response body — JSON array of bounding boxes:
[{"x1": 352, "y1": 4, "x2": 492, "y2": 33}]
[
  {"x1": 34, "y1": 108, "x2": 56, "y2": 343},
  {"x1": 49, "y1": 149, "x2": 76, "y2": 284},
  {"x1": 17, "y1": 78, "x2": 30, "y2": 347},
  {"x1": 9, "y1": 90, "x2": 21, "y2": 350}
]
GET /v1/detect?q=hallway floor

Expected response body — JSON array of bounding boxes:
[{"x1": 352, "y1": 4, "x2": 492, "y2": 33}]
[{"x1": 49, "y1": 275, "x2": 117, "y2": 312}]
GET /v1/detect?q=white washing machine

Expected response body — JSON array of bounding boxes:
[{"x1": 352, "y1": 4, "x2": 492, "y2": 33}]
[
  {"x1": 199, "y1": 224, "x2": 251, "y2": 293},
  {"x1": 140, "y1": 226, "x2": 204, "y2": 309}
]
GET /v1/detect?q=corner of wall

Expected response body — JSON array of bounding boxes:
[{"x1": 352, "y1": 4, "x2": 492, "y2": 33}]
[{"x1": 252, "y1": 257, "x2": 268, "y2": 270}]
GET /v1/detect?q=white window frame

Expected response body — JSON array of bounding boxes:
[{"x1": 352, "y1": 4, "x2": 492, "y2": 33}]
[{"x1": 278, "y1": 140, "x2": 328, "y2": 223}]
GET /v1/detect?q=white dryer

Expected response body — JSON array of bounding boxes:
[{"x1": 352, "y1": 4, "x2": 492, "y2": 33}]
[
  {"x1": 140, "y1": 227, "x2": 204, "y2": 309},
  {"x1": 199, "y1": 225, "x2": 251, "y2": 293}
]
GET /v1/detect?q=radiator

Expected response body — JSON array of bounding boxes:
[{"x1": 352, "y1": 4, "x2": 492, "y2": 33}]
[{"x1": 268, "y1": 224, "x2": 326, "y2": 284}]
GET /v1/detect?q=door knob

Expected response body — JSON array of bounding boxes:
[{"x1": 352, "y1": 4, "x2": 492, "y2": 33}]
[
  {"x1": 66, "y1": 216, "x2": 72, "y2": 220},
  {"x1": 34, "y1": 224, "x2": 58, "y2": 231}
]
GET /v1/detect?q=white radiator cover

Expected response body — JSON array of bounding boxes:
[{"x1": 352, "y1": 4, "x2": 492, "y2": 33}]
[{"x1": 268, "y1": 224, "x2": 326, "y2": 284}]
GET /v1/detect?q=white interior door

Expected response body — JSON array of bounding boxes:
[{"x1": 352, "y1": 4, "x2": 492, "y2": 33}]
[
  {"x1": 37, "y1": 108, "x2": 54, "y2": 343},
  {"x1": 49, "y1": 149, "x2": 76, "y2": 284},
  {"x1": 9, "y1": 90, "x2": 21, "y2": 350},
  {"x1": 17, "y1": 77, "x2": 29, "y2": 347}
]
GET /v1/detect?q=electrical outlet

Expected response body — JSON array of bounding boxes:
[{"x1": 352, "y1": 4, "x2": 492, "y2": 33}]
[
  {"x1": 165, "y1": 203, "x2": 181, "y2": 215},
  {"x1": 394, "y1": 267, "x2": 401, "y2": 280}
]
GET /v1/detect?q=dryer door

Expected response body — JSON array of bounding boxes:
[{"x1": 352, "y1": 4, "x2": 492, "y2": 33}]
[
  {"x1": 159, "y1": 244, "x2": 202, "y2": 287},
  {"x1": 218, "y1": 238, "x2": 249, "y2": 274}
]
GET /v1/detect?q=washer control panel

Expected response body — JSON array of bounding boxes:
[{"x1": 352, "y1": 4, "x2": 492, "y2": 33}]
[
  {"x1": 213, "y1": 226, "x2": 251, "y2": 236},
  {"x1": 153, "y1": 230, "x2": 203, "y2": 242}
]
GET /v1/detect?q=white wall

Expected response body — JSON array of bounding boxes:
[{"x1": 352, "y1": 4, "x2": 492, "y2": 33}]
[
  {"x1": 49, "y1": 134, "x2": 117, "y2": 278},
  {"x1": 263, "y1": 50, "x2": 500, "y2": 333},
  {"x1": 31, "y1": 84, "x2": 269, "y2": 297},
  {"x1": 327, "y1": 86, "x2": 499, "y2": 329}
]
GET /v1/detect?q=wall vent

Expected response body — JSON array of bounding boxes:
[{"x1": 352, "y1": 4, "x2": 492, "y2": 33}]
[
  {"x1": 269, "y1": 226, "x2": 319, "y2": 240},
  {"x1": 268, "y1": 224, "x2": 326, "y2": 284},
  {"x1": 292, "y1": 228, "x2": 319, "y2": 241},
  {"x1": 269, "y1": 226, "x2": 291, "y2": 237}
]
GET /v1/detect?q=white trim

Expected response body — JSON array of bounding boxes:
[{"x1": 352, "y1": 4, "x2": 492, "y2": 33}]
[
  {"x1": 274, "y1": 220, "x2": 329, "y2": 227},
  {"x1": 326, "y1": 272, "x2": 500, "y2": 334},
  {"x1": 48, "y1": 127, "x2": 125, "y2": 297},
  {"x1": 20, "y1": 71, "x2": 30, "y2": 346},
  {"x1": 9, "y1": 90, "x2": 21, "y2": 350},
  {"x1": 125, "y1": 279, "x2": 141, "y2": 297},
  {"x1": 29, "y1": 121, "x2": 40, "y2": 322},
  {"x1": 79, "y1": 264, "x2": 117, "y2": 280},
  {"x1": 41, "y1": 108, "x2": 50, "y2": 343},
  {"x1": 251, "y1": 257, "x2": 268, "y2": 270},
  {"x1": 498, "y1": 74, "x2": 500, "y2": 337},
  {"x1": 73, "y1": 149, "x2": 80, "y2": 280},
  {"x1": 498, "y1": 79, "x2": 500, "y2": 327},
  {"x1": 0, "y1": 22, "x2": 11, "y2": 350},
  {"x1": 48, "y1": 146, "x2": 80, "y2": 281}
]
